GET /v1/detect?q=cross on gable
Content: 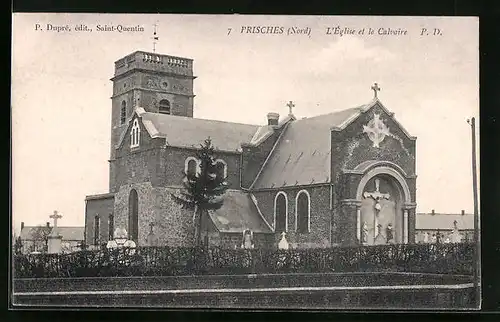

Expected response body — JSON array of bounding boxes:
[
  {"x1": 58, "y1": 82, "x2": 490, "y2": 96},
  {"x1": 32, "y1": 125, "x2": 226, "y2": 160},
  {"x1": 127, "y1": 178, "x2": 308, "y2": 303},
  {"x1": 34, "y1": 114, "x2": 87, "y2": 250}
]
[
  {"x1": 363, "y1": 178, "x2": 390, "y2": 201},
  {"x1": 286, "y1": 101, "x2": 295, "y2": 115},
  {"x1": 371, "y1": 82, "x2": 381, "y2": 98}
]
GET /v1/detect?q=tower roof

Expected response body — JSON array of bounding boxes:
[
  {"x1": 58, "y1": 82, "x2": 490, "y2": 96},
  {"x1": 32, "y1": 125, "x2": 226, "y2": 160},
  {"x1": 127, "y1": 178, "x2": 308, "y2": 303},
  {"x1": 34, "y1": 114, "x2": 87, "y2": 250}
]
[{"x1": 112, "y1": 51, "x2": 195, "y2": 80}]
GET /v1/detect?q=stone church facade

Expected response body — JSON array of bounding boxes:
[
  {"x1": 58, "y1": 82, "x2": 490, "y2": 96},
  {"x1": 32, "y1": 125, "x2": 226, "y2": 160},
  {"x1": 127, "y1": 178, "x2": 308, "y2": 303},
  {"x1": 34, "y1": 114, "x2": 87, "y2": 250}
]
[{"x1": 84, "y1": 50, "x2": 417, "y2": 249}]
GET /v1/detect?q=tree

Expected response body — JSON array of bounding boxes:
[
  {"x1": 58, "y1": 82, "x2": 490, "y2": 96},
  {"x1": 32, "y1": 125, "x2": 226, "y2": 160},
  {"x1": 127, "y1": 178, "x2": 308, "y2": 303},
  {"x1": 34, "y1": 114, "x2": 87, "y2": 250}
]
[
  {"x1": 14, "y1": 236, "x2": 23, "y2": 255},
  {"x1": 30, "y1": 226, "x2": 51, "y2": 253},
  {"x1": 171, "y1": 137, "x2": 228, "y2": 246}
]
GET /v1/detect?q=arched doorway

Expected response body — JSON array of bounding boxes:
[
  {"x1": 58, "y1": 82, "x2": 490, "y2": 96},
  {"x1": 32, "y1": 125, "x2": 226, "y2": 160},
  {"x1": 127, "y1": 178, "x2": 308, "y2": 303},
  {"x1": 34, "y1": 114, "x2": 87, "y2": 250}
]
[
  {"x1": 128, "y1": 189, "x2": 139, "y2": 242},
  {"x1": 355, "y1": 165, "x2": 412, "y2": 245},
  {"x1": 359, "y1": 175, "x2": 403, "y2": 244}
]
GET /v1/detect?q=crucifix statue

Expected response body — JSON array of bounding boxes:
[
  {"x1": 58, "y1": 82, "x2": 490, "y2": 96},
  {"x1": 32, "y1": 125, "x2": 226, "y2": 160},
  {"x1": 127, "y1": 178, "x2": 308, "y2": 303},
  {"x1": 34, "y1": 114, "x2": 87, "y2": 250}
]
[
  {"x1": 286, "y1": 101, "x2": 295, "y2": 115},
  {"x1": 363, "y1": 178, "x2": 390, "y2": 242},
  {"x1": 49, "y1": 210, "x2": 62, "y2": 237},
  {"x1": 371, "y1": 82, "x2": 381, "y2": 98}
]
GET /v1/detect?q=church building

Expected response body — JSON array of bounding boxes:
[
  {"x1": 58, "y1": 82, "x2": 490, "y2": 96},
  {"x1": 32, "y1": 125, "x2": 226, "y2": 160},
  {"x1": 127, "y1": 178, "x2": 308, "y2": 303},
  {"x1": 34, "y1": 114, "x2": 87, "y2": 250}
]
[{"x1": 84, "y1": 50, "x2": 418, "y2": 249}]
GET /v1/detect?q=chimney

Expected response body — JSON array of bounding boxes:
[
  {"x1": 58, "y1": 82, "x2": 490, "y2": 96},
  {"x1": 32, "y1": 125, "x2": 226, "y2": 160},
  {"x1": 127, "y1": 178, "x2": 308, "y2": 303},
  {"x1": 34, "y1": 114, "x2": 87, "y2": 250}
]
[
  {"x1": 267, "y1": 112, "x2": 279, "y2": 126},
  {"x1": 21, "y1": 222, "x2": 24, "y2": 230},
  {"x1": 46, "y1": 222, "x2": 50, "y2": 228},
  {"x1": 431, "y1": 209, "x2": 435, "y2": 215},
  {"x1": 461, "y1": 210, "x2": 465, "y2": 215}
]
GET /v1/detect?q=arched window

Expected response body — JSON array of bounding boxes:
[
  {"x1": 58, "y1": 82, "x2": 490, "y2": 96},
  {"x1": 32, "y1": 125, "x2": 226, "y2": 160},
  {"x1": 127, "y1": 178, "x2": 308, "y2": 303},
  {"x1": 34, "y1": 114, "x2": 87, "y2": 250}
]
[
  {"x1": 128, "y1": 189, "x2": 139, "y2": 242},
  {"x1": 130, "y1": 119, "x2": 140, "y2": 148},
  {"x1": 274, "y1": 192, "x2": 288, "y2": 232},
  {"x1": 295, "y1": 190, "x2": 311, "y2": 233},
  {"x1": 185, "y1": 157, "x2": 200, "y2": 177},
  {"x1": 215, "y1": 159, "x2": 227, "y2": 180},
  {"x1": 93, "y1": 215, "x2": 100, "y2": 245},
  {"x1": 120, "y1": 101, "x2": 127, "y2": 125},
  {"x1": 159, "y1": 99, "x2": 171, "y2": 115},
  {"x1": 108, "y1": 213, "x2": 114, "y2": 241}
]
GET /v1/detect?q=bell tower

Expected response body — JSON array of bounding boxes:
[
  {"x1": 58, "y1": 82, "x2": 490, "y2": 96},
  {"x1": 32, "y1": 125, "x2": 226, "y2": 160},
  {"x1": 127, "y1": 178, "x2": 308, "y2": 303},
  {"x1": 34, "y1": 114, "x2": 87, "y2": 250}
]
[{"x1": 108, "y1": 51, "x2": 196, "y2": 191}]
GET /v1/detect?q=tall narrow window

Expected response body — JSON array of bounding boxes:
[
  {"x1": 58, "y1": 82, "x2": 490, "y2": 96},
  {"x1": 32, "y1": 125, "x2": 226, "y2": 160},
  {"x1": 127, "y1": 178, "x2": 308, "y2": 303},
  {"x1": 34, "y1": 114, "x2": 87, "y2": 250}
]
[
  {"x1": 274, "y1": 192, "x2": 288, "y2": 232},
  {"x1": 159, "y1": 99, "x2": 171, "y2": 114},
  {"x1": 130, "y1": 119, "x2": 141, "y2": 148},
  {"x1": 93, "y1": 215, "x2": 100, "y2": 245},
  {"x1": 120, "y1": 101, "x2": 127, "y2": 125},
  {"x1": 128, "y1": 189, "x2": 139, "y2": 242},
  {"x1": 295, "y1": 190, "x2": 311, "y2": 233},
  {"x1": 108, "y1": 213, "x2": 114, "y2": 241}
]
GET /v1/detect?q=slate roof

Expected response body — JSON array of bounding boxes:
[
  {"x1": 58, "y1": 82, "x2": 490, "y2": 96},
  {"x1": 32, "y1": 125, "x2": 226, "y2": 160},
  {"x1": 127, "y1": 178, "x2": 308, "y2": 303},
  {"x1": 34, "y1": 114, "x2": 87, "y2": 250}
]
[
  {"x1": 136, "y1": 109, "x2": 260, "y2": 152},
  {"x1": 415, "y1": 213, "x2": 475, "y2": 230},
  {"x1": 20, "y1": 226, "x2": 85, "y2": 241},
  {"x1": 208, "y1": 190, "x2": 273, "y2": 233},
  {"x1": 252, "y1": 106, "x2": 365, "y2": 189}
]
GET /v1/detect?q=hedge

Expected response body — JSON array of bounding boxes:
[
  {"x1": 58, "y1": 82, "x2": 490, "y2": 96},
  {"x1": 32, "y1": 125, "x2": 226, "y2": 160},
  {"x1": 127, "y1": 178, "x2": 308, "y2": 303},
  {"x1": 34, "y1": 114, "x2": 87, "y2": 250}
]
[{"x1": 13, "y1": 243, "x2": 475, "y2": 278}]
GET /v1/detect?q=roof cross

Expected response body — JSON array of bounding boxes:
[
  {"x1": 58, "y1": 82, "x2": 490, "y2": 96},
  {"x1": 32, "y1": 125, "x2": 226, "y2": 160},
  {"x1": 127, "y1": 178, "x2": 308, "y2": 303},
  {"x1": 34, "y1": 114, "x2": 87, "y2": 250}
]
[
  {"x1": 371, "y1": 82, "x2": 381, "y2": 98},
  {"x1": 286, "y1": 101, "x2": 295, "y2": 115}
]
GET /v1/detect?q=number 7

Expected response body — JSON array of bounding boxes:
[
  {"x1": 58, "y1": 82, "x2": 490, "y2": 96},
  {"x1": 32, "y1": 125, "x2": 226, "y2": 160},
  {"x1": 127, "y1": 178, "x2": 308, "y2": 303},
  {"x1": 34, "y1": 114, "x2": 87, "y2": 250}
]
[{"x1": 227, "y1": 28, "x2": 232, "y2": 35}]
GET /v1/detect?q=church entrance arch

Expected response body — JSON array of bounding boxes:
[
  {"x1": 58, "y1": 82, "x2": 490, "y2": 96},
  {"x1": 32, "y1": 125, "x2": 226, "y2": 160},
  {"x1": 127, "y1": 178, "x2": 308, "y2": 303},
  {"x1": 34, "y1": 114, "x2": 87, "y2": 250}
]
[
  {"x1": 128, "y1": 189, "x2": 139, "y2": 242},
  {"x1": 355, "y1": 166, "x2": 411, "y2": 245}
]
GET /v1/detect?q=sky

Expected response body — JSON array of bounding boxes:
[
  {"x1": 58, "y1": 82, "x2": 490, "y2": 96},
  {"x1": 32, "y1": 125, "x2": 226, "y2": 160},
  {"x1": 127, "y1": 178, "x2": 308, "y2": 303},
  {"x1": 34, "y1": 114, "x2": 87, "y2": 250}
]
[{"x1": 11, "y1": 14, "x2": 479, "y2": 233}]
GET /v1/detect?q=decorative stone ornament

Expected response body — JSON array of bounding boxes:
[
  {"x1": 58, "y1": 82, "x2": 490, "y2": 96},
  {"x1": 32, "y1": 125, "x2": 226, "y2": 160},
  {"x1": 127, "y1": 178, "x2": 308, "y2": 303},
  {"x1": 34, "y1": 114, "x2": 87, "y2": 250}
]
[
  {"x1": 363, "y1": 113, "x2": 390, "y2": 148},
  {"x1": 107, "y1": 227, "x2": 136, "y2": 254}
]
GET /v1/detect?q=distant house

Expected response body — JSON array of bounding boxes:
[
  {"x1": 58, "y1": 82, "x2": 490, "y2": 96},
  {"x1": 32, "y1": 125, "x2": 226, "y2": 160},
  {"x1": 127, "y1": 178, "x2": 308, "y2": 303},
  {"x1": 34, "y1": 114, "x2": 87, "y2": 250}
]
[
  {"x1": 415, "y1": 210, "x2": 475, "y2": 243},
  {"x1": 19, "y1": 222, "x2": 85, "y2": 254}
]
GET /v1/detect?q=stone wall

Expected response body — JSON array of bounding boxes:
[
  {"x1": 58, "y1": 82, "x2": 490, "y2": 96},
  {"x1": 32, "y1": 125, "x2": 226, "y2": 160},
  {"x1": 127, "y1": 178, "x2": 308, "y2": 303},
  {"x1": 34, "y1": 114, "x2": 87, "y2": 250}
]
[
  {"x1": 111, "y1": 115, "x2": 166, "y2": 192},
  {"x1": 252, "y1": 184, "x2": 332, "y2": 248},
  {"x1": 113, "y1": 182, "x2": 195, "y2": 247},
  {"x1": 162, "y1": 147, "x2": 242, "y2": 189}
]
